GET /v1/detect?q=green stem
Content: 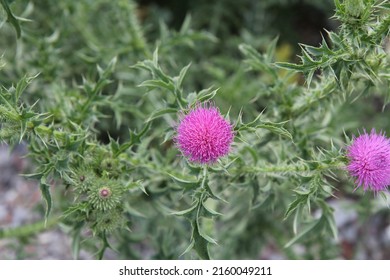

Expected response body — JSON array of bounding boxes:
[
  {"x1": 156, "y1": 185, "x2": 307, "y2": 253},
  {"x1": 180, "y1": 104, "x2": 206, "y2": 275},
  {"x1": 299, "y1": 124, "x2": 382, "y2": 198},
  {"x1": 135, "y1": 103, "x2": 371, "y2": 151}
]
[
  {"x1": 200, "y1": 165, "x2": 208, "y2": 190},
  {"x1": 235, "y1": 160, "x2": 346, "y2": 174},
  {"x1": 0, "y1": 216, "x2": 60, "y2": 239}
]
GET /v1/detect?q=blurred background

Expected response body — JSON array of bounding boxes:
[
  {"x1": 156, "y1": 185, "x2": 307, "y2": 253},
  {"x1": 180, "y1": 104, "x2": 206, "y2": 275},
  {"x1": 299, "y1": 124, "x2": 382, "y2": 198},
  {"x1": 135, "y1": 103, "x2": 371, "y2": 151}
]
[{"x1": 0, "y1": 0, "x2": 389, "y2": 259}]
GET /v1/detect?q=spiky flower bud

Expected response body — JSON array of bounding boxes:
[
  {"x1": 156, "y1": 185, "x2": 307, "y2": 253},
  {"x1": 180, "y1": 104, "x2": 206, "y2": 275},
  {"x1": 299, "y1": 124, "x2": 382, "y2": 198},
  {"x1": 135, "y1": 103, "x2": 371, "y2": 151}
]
[
  {"x1": 100, "y1": 157, "x2": 120, "y2": 177},
  {"x1": 68, "y1": 168, "x2": 96, "y2": 193},
  {"x1": 93, "y1": 208, "x2": 126, "y2": 233},
  {"x1": 88, "y1": 179, "x2": 123, "y2": 211},
  {"x1": 345, "y1": 0, "x2": 365, "y2": 18}
]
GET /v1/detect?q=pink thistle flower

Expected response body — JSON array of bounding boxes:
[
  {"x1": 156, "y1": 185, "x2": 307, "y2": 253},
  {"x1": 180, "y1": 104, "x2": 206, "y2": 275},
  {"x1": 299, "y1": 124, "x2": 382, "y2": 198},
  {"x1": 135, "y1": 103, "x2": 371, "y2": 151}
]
[
  {"x1": 175, "y1": 103, "x2": 234, "y2": 164},
  {"x1": 346, "y1": 129, "x2": 390, "y2": 192}
]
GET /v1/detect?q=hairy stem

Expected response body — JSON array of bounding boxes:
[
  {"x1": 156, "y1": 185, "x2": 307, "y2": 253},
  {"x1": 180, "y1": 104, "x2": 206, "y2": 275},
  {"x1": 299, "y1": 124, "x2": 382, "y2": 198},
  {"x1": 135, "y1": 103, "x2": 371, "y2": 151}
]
[{"x1": 0, "y1": 216, "x2": 60, "y2": 239}]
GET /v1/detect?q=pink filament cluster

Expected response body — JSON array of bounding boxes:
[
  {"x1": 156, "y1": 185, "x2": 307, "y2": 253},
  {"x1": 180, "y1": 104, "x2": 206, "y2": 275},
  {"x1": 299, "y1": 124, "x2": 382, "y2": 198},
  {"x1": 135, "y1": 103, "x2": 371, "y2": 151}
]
[
  {"x1": 347, "y1": 130, "x2": 390, "y2": 192},
  {"x1": 176, "y1": 104, "x2": 234, "y2": 164}
]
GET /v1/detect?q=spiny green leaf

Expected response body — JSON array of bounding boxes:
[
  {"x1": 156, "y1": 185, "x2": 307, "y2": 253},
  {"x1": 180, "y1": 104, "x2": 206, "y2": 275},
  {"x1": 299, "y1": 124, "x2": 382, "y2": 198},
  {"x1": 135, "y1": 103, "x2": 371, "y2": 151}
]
[
  {"x1": 196, "y1": 87, "x2": 219, "y2": 104},
  {"x1": 239, "y1": 43, "x2": 277, "y2": 78},
  {"x1": 97, "y1": 56, "x2": 117, "y2": 79},
  {"x1": 275, "y1": 62, "x2": 305, "y2": 71},
  {"x1": 325, "y1": 213, "x2": 338, "y2": 240},
  {"x1": 176, "y1": 63, "x2": 191, "y2": 89},
  {"x1": 171, "y1": 203, "x2": 198, "y2": 218},
  {"x1": 14, "y1": 73, "x2": 40, "y2": 103},
  {"x1": 133, "y1": 56, "x2": 172, "y2": 84},
  {"x1": 191, "y1": 220, "x2": 211, "y2": 260},
  {"x1": 138, "y1": 79, "x2": 175, "y2": 92},
  {"x1": 200, "y1": 200, "x2": 222, "y2": 218},
  {"x1": 257, "y1": 121, "x2": 292, "y2": 140},
  {"x1": 124, "y1": 204, "x2": 146, "y2": 218},
  {"x1": 0, "y1": 0, "x2": 21, "y2": 38},
  {"x1": 203, "y1": 181, "x2": 225, "y2": 202},
  {"x1": 161, "y1": 130, "x2": 175, "y2": 144},
  {"x1": 284, "y1": 195, "x2": 308, "y2": 220},
  {"x1": 39, "y1": 180, "x2": 52, "y2": 222},
  {"x1": 181, "y1": 238, "x2": 195, "y2": 257},
  {"x1": 166, "y1": 172, "x2": 200, "y2": 189},
  {"x1": 284, "y1": 219, "x2": 321, "y2": 248}
]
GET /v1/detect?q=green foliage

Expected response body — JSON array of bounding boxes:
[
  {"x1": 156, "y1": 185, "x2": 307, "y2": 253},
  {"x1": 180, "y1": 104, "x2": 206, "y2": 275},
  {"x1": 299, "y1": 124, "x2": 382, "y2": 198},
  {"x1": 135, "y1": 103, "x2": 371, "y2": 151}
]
[
  {"x1": 0, "y1": 0, "x2": 389, "y2": 260},
  {"x1": 277, "y1": 0, "x2": 390, "y2": 98}
]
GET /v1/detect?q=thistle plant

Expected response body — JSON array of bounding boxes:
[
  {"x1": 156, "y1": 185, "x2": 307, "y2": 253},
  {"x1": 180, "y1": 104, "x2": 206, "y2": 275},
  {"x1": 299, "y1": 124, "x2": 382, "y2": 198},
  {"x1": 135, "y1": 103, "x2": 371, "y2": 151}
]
[{"x1": 0, "y1": 0, "x2": 389, "y2": 260}]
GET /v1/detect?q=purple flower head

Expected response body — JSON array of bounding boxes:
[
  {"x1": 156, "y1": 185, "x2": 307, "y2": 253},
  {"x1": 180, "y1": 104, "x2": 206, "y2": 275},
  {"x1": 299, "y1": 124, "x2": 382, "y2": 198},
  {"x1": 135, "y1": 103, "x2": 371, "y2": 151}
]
[
  {"x1": 175, "y1": 103, "x2": 234, "y2": 164},
  {"x1": 346, "y1": 129, "x2": 390, "y2": 192}
]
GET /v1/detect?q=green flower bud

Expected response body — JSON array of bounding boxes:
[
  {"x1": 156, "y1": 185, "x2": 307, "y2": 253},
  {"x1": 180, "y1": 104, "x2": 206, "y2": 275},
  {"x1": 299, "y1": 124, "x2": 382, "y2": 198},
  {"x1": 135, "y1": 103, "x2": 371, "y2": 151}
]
[
  {"x1": 345, "y1": 0, "x2": 365, "y2": 17},
  {"x1": 88, "y1": 179, "x2": 123, "y2": 211},
  {"x1": 68, "y1": 168, "x2": 96, "y2": 193},
  {"x1": 100, "y1": 157, "x2": 120, "y2": 178},
  {"x1": 93, "y1": 208, "x2": 126, "y2": 233}
]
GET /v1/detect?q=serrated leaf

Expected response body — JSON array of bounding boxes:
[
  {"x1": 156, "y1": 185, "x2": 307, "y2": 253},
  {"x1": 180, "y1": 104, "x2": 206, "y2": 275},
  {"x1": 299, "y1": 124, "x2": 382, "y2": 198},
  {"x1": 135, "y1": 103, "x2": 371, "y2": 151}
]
[
  {"x1": 301, "y1": 44, "x2": 323, "y2": 57},
  {"x1": 19, "y1": 119, "x2": 28, "y2": 143},
  {"x1": 124, "y1": 204, "x2": 146, "y2": 218},
  {"x1": 176, "y1": 63, "x2": 191, "y2": 89},
  {"x1": 284, "y1": 219, "x2": 320, "y2": 248},
  {"x1": 14, "y1": 73, "x2": 39, "y2": 103},
  {"x1": 326, "y1": 30, "x2": 343, "y2": 48},
  {"x1": 198, "y1": 228, "x2": 217, "y2": 245},
  {"x1": 0, "y1": 93, "x2": 18, "y2": 118},
  {"x1": 39, "y1": 180, "x2": 52, "y2": 222},
  {"x1": 301, "y1": 48, "x2": 318, "y2": 65},
  {"x1": 161, "y1": 130, "x2": 175, "y2": 144},
  {"x1": 186, "y1": 92, "x2": 197, "y2": 104},
  {"x1": 196, "y1": 87, "x2": 219, "y2": 104},
  {"x1": 23, "y1": 172, "x2": 44, "y2": 180},
  {"x1": 109, "y1": 137, "x2": 120, "y2": 155},
  {"x1": 239, "y1": 43, "x2": 277, "y2": 77},
  {"x1": 180, "y1": 238, "x2": 195, "y2": 257},
  {"x1": 192, "y1": 221, "x2": 211, "y2": 260},
  {"x1": 171, "y1": 203, "x2": 198, "y2": 218},
  {"x1": 62, "y1": 203, "x2": 88, "y2": 218},
  {"x1": 293, "y1": 205, "x2": 303, "y2": 234},
  {"x1": 257, "y1": 121, "x2": 292, "y2": 140},
  {"x1": 203, "y1": 181, "x2": 225, "y2": 202},
  {"x1": 200, "y1": 200, "x2": 222, "y2": 218},
  {"x1": 138, "y1": 79, "x2": 175, "y2": 92},
  {"x1": 166, "y1": 172, "x2": 200, "y2": 188},
  {"x1": 317, "y1": 200, "x2": 338, "y2": 240},
  {"x1": 284, "y1": 195, "x2": 308, "y2": 219},
  {"x1": 275, "y1": 62, "x2": 305, "y2": 71},
  {"x1": 325, "y1": 213, "x2": 338, "y2": 240}
]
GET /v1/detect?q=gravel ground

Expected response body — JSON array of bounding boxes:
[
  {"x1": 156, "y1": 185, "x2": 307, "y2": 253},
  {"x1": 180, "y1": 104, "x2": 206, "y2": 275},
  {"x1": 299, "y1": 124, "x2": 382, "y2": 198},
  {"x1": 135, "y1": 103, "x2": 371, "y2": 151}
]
[
  {"x1": 0, "y1": 144, "x2": 389, "y2": 259},
  {"x1": 0, "y1": 144, "x2": 95, "y2": 259}
]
